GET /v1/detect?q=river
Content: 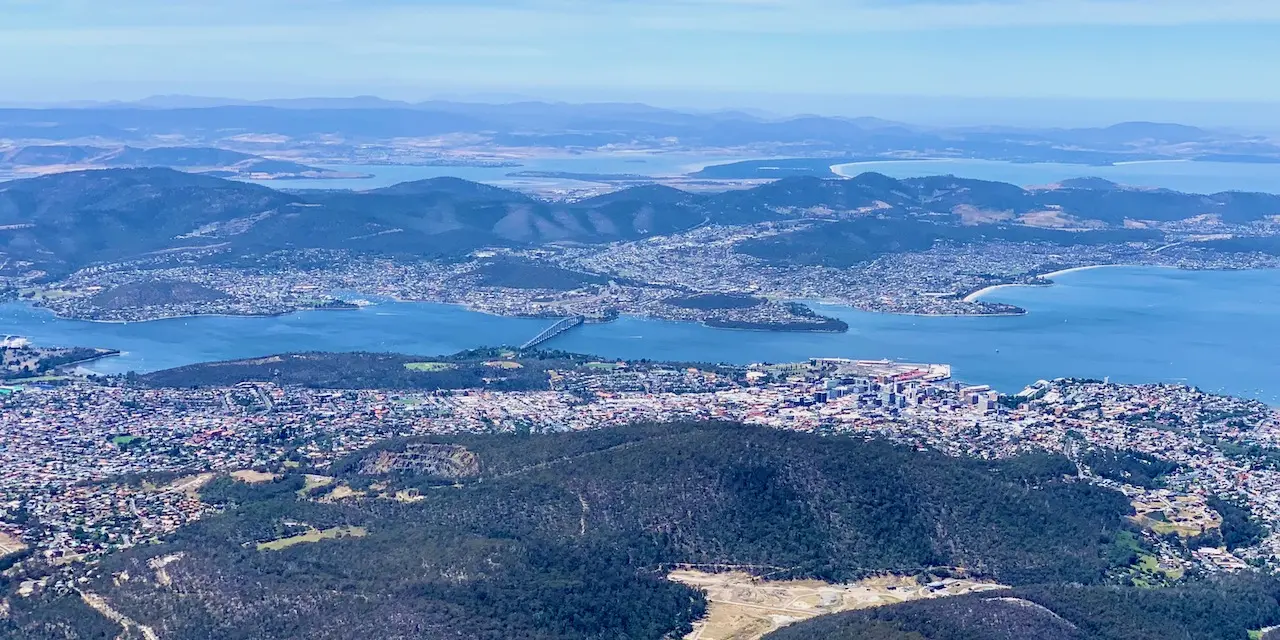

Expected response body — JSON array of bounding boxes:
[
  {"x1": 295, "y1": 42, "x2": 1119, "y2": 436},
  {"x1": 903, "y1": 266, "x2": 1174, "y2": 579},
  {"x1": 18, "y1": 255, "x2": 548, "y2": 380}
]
[
  {"x1": 3, "y1": 266, "x2": 1278, "y2": 404},
  {"x1": 247, "y1": 156, "x2": 1280, "y2": 194},
  {"x1": 241, "y1": 152, "x2": 750, "y2": 190}
]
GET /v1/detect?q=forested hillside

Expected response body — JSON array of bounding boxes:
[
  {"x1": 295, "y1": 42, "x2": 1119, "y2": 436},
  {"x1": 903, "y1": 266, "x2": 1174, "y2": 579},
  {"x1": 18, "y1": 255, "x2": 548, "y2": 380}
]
[
  {"x1": 765, "y1": 578, "x2": 1280, "y2": 640},
  {"x1": 6, "y1": 424, "x2": 1145, "y2": 639},
  {"x1": 3, "y1": 168, "x2": 1277, "y2": 277}
]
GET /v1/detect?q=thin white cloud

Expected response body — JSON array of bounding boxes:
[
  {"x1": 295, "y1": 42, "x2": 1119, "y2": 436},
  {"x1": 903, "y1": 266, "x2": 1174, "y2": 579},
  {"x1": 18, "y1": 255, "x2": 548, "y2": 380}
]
[
  {"x1": 585, "y1": 0, "x2": 1280, "y2": 31},
  {"x1": 1, "y1": 0, "x2": 1277, "y2": 101},
  {"x1": 5, "y1": 0, "x2": 1280, "y2": 38}
]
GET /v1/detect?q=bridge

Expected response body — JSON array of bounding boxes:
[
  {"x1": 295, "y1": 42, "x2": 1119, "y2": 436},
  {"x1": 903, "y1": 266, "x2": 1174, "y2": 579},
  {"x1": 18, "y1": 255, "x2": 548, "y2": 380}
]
[{"x1": 520, "y1": 316, "x2": 585, "y2": 351}]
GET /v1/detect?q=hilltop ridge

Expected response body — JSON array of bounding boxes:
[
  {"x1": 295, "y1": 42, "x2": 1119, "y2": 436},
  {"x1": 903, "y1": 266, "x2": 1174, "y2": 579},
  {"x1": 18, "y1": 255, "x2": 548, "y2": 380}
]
[
  {"x1": 0, "y1": 144, "x2": 360, "y2": 180},
  {"x1": 2, "y1": 168, "x2": 1278, "y2": 278}
]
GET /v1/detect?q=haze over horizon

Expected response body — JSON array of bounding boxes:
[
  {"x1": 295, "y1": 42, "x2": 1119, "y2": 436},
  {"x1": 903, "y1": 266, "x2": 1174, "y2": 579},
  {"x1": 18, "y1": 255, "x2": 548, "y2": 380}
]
[{"x1": 4, "y1": 0, "x2": 1280, "y2": 128}]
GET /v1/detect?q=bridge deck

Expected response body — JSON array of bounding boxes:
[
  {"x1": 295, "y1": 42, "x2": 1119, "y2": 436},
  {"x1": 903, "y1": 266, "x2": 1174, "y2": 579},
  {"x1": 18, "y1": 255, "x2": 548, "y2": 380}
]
[{"x1": 520, "y1": 316, "x2": 585, "y2": 350}]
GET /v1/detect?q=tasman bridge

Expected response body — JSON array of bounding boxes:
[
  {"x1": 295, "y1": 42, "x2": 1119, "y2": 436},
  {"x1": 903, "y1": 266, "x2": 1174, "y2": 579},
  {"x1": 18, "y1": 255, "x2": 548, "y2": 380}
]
[{"x1": 520, "y1": 316, "x2": 585, "y2": 350}]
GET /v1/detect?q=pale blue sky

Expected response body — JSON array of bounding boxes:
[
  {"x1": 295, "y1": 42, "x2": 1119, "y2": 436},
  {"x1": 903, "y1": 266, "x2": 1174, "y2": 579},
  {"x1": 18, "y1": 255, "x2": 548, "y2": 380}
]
[{"x1": 3, "y1": 0, "x2": 1279, "y2": 117}]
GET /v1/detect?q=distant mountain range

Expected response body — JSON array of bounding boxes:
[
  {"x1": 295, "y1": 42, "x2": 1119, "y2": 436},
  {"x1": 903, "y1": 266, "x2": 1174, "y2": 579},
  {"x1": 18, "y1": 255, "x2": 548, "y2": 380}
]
[
  {"x1": 0, "y1": 145, "x2": 363, "y2": 180},
  {"x1": 1, "y1": 168, "x2": 1277, "y2": 277},
  {"x1": 1, "y1": 99, "x2": 1278, "y2": 164}
]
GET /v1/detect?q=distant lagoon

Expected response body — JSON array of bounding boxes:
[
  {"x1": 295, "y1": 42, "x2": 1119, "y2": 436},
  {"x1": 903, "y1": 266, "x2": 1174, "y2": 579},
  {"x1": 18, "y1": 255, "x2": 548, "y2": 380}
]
[
  {"x1": 241, "y1": 152, "x2": 751, "y2": 190},
  {"x1": 3, "y1": 266, "x2": 1278, "y2": 404},
  {"x1": 8, "y1": 153, "x2": 1279, "y2": 195},
  {"x1": 248, "y1": 155, "x2": 1280, "y2": 194},
  {"x1": 832, "y1": 158, "x2": 1280, "y2": 194}
]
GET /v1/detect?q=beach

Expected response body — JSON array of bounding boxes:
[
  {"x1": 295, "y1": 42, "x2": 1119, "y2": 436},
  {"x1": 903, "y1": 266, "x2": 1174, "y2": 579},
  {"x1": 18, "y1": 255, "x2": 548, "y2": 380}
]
[
  {"x1": 830, "y1": 158, "x2": 947, "y2": 178},
  {"x1": 962, "y1": 265, "x2": 1129, "y2": 302}
]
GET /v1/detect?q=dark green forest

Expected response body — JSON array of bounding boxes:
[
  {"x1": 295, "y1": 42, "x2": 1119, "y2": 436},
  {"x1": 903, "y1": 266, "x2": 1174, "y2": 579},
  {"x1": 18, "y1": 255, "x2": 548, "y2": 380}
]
[
  {"x1": 1081, "y1": 447, "x2": 1180, "y2": 488},
  {"x1": 10, "y1": 425, "x2": 1280, "y2": 639},
  {"x1": 8, "y1": 424, "x2": 1150, "y2": 639},
  {"x1": 766, "y1": 578, "x2": 1280, "y2": 640},
  {"x1": 1210, "y1": 496, "x2": 1268, "y2": 551}
]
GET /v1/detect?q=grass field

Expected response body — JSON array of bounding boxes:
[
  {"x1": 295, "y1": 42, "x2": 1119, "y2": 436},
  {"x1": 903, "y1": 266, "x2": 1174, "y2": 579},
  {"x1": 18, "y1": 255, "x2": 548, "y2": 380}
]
[
  {"x1": 231, "y1": 470, "x2": 279, "y2": 484},
  {"x1": 1116, "y1": 531, "x2": 1184, "y2": 586},
  {"x1": 1131, "y1": 512, "x2": 1209, "y2": 538},
  {"x1": 484, "y1": 360, "x2": 524, "y2": 369},
  {"x1": 257, "y1": 526, "x2": 368, "y2": 551},
  {"x1": 299, "y1": 474, "x2": 334, "y2": 495},
  {"x1": 404, "y1": 362, "x2": 457, "y2": 372},
  {"x1": 112, "y1": 435, "x2": 142, "y2": 446}
]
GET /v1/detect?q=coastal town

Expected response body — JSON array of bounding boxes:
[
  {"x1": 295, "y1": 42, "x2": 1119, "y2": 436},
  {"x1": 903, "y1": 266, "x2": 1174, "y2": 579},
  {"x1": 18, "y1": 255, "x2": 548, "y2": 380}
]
[
  {"x1": 2, "y1": 353, "x2": 1278, "y2": 590},
  {"x1": 2, "y1": 161, "x2": 1280, "y2": 632},
  {"x1": 10, "y1": 219, "x2": 1280, "y2": 325}
]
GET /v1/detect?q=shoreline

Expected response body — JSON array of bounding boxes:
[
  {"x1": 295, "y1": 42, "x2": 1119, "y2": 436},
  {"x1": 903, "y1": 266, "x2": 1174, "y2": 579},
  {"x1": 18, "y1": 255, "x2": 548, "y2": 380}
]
[
  {"x1": 49, "y1": 350, "x2": 122, "y2": 374},
  {"x1": 794, "y1": 298, "x2": 1026, "y2": 318},
  {"x1": 831, "y1": 158, "x2": 952, "y2": 178},
  {"x1": 50, "y1": 310, "x2": 295, "y2": 325},
  {"x1": 1110, "y1": 159, "x2": 1192, "y2": 166},
  {"x1": 28, "y1": 298, "x2": 857, "y2": 335},
  {"x1": 12, "y1": 262, "x2": 1240, "y2": 326},
  {"x1": 35, "y1": 302, "x2": 368, "y2": 325},
  {"x1": 962, "y1": 264, "x2": 1142, "y2": 302}
]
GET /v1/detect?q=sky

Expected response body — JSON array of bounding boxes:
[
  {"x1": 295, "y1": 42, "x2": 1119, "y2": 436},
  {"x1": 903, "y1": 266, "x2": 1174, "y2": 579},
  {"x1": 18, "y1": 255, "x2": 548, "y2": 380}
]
[{"x1": 3, "y1": 0, "x2": 1280, "y2": 124}]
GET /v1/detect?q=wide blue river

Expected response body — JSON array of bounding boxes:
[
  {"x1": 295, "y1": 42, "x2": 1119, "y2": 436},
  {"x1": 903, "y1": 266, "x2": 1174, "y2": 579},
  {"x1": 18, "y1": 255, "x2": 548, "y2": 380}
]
[
  {"x1": 2, "y1": 266, "x2": 1278, "y2": 403},
  {"x1": 240, "y1": 156, "x2": 1280, "y2": 194},
  {"x1": 240, "y1": 157, "x2": 1280, "y2": 194}
]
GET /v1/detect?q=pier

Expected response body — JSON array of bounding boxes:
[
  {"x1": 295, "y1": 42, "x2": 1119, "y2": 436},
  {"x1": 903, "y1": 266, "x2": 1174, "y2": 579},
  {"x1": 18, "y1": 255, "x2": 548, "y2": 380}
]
[{"x1": 520, "y1": 316, "x2": 585, "y2": 350}]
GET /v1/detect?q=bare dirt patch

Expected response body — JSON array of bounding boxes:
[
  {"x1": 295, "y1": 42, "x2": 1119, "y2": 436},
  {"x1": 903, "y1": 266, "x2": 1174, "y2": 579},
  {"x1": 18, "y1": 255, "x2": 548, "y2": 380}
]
[
  {"x1": 161, "y1": 472, "x2": 216, "y2": 497},
  {"x1": 1130, "y1": 493, "x2": 1221, "y2": 538},
  {"x1": 669, "y1": 570, "x2": 1007, "y2": 640},
  {"x1": 78, "y1": 590, "x2": 159, "y2": 640},
  {"x1": 320, "y1": 484, "x2": 366, "y2": 502},
  {"x1": 953, "y1": 205, "x2": 1014, "y2": 225},
  {"x1": 0, "y1": 531, "x2": 27, "y2": 557},
  {"x1": 231, "y1": 470, "x2": 279, "y2": 484},
  {"x1": 1018, "y1": 209, "x2": 1103, "y2": 229},
  {"x1": 149, "y1": 552, "x2": 185, "y2": 586},
  {"x1": 358, "y1": 443, "x2": 479, "y2": 478}
]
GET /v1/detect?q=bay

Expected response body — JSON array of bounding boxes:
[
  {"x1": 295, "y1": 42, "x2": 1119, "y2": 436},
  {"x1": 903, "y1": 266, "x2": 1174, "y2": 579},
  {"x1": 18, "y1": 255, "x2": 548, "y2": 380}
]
[
  {"x1": 241, "y1": 153, "x2": 749, "y2": 190},
  {"x1": 832, "y1": 159, "x2": 1280, "y2": 194},
  {"x1": 2, "y1": 266, "x2": 1278, "y2": 404},
  {"x1": 264, "y1": 157, "x2": 1280, "y2": 194}
]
